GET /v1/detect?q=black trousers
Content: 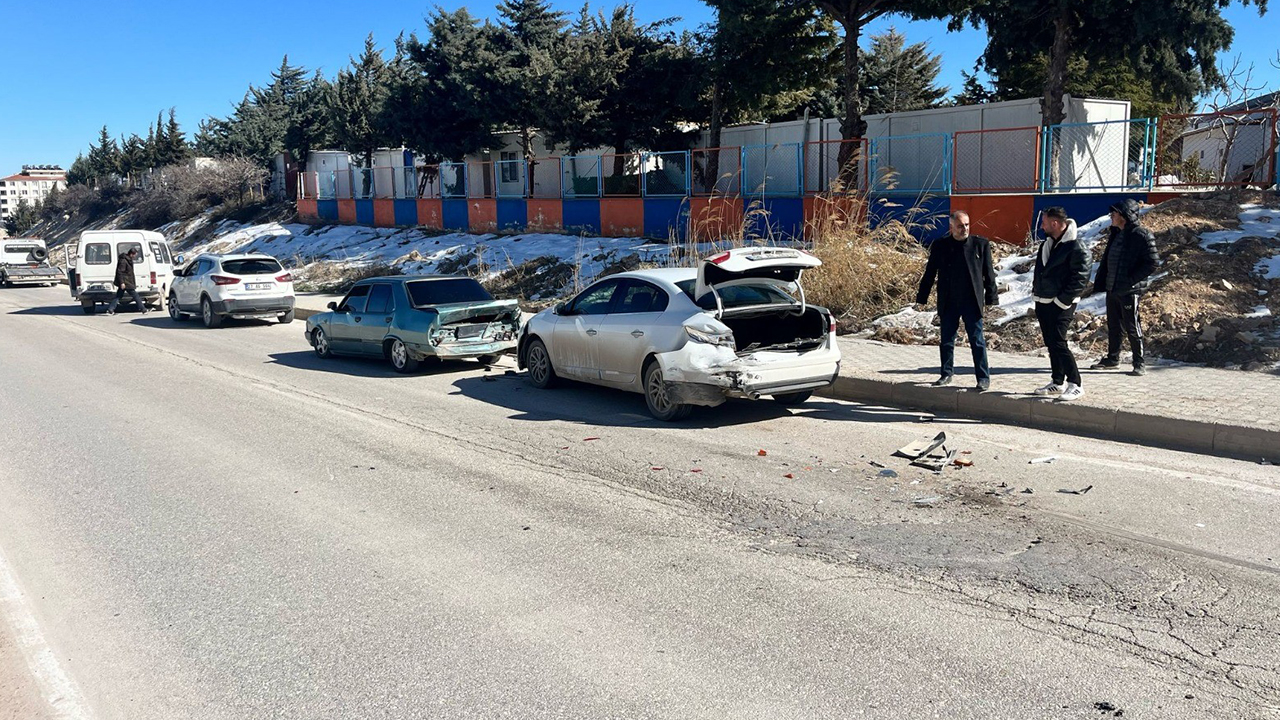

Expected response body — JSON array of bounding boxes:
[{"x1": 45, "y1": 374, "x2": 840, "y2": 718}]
[
  {"x1": 938, "y1": 300, "x2": 989, "y2": 381},
  {"x1": 1035, "y1": 302, "x2": 1081, "y2": 386},
  {"x1": 1105, "y1": 292, "x2": 1144, "y2": 366}
]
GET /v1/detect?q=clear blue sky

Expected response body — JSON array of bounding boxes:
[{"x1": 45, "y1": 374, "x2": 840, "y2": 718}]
[{"x1": 2, "y1": 0, "x2": 1276, "y2": 175}]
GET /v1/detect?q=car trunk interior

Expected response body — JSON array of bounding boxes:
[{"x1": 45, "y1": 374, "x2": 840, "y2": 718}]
[{"x1": 720, "y1": 306, "x2": 827, "y2": 353}]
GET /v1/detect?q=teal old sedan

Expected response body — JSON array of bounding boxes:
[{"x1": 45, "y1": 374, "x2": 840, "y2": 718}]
[{"x1": 305, "y1": 276, "x2": 522, "y2": 372}]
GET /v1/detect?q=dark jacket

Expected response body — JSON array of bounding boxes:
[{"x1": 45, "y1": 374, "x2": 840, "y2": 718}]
[
  {"x1": 114, "y1": 253, "x2": 136, "y2": 290},
  {"x1": 1032, "y1": 219, "x2": 1090, "y2": 308},
  {"x1": 916, "y1": 234, "x2": 999, "y2": 312},
  {"x1": 1094, "y1": 198, "x2": 1158, "y2": 296}
]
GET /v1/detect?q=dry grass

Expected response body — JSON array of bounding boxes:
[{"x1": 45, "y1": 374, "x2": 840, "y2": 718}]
[{"x1": 294, "y1": 261, "x2": 402, "y2": 293}]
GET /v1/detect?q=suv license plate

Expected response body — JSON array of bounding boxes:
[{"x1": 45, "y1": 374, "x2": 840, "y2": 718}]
[{"x1": 245, "y1": 282, "x2": 272, "y2": 291}]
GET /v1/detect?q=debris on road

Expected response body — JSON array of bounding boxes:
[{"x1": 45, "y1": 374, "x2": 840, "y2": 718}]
[
  {"x1": 895, "y1": 432, "x2": 947, "y2": 460},
  {"x1": 878, "y1": 469, "x2": 899, "y2": 478},
  {"x1": 1021, "y1": 488, "x2": 1034, "y2": 494},
  {"x1": 952, "y1": 451, "x2": 974, "y2": 467},
  {"x1": 757, "y1": 449, "x2": 768, "y2": 457},
  {"x1": 869, "y1": 460, "x2": 887, "y2": 468},
  {"x1": 912, "y1": 496, "x2": 942, "y2": 506},
  {"x1": 583, "y1": 437, "x2": 601, "y2": 442},
  {"x1": 910, "y1": 449, "x2": 956, "y2": 473},
  {"x1": 650, "y1": 466, "x2": 664, "y2": 471},
  {"x1": 1029, "y1": 456, "x2": 1057, "y2": 464},
  {"x1": 783, "y1": 473, "x2": 795, "y2": 479},
  {"x1": 1057, "y1": 485, "x2": 1094, "y2": 495}
]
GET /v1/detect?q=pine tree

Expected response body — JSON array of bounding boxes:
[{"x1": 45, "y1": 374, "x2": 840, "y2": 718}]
[
  {"x1": 4, "y1": 199, "x2": 42, "y2": 236},
  {"x1": 86, "y1": 126, "x2": 121, "y2": 186},
  {"x1": 165, "y1": 109, "x2": 191, "y2": 165},
  {"x1": 119, "y1": 134, "x2": 147, "y2": 186},
  {"x1": 861, "y1": 28, "x2": 947, "y2": 114},
  {"x1": 333, "y1": 35, "x2": 392, "y2": 195},
  {"x1": 491, "y1": 0, "x2": 570, "y2": 163},
  {"x1": 66, "y1": 154, "x2": 92, "y2": 186},
  {"x1": 286, "y1": 71, "x2": 336, "y2": 171}
]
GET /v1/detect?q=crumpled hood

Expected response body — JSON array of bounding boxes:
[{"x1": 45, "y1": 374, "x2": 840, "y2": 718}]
[{"x1": 431, "y1": 298, "x2": 521, "y2": 326}]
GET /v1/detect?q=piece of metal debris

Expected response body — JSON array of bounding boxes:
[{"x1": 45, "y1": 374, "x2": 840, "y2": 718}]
[
  {"x1": 1021, "y1": 488, "x2": 1034, "y2": 494},
  {"x1": 878, "y1": 469, "x2": 899, "y2": 478},
  {"x1": 1057, "y1": 485, "x2": 1093, "y2": 495},
  {"x1": 912, "y1": 495, "x2": 942, "y2": 506},
  {"x1": 1029, "y1": 456, "x2": 1057, "y2": 464},
  {"x1": 895, "y1": 432, "x2": 948, "y2": 460}
]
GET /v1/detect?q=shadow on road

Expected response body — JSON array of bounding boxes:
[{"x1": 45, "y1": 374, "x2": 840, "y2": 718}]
[
  {"x1": 877, "y1": 365, "x2": 1045, "y2": 377},
  {"x1": 451, "y1": 374, "x2": 927, "y2": 429},
  {"x1": 129, "y1": 316, "x2": 282, "y2": 330},
  {"x1": 267, "y1": 350, "x2": 492, "y2": 379},
  {"x1": 8, "y1": 305, "x2": 102, "y2": 317}
]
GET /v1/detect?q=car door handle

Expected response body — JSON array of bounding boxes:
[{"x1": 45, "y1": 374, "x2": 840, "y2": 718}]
[
  {"x1": 631, "y1": 330, "x2": 644, "y2": 337},
  {"x1": 354, "y1": 317, "x2": 362, "y2": 323},
  {"x1": 585, "y1": 329, "x2": 598, "y2": 336}
]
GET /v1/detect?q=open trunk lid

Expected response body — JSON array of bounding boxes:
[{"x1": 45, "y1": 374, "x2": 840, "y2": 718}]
[{"x1": 695, "y1": 247, "x2": 821, "y2": 318}]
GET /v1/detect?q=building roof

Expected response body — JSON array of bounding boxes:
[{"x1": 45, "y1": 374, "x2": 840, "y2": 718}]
[{"x1": 0, "y1": 173, "x2": 66, "y2": 183}]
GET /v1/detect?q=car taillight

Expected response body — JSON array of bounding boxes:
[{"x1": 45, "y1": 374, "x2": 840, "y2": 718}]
[
  {"x1": 275, "y1": 273, "x2": 293, "y2": 283},
  {"x1": 150, "y1": 271, "x2": 157, "y2": 284},
  {"x1": 829, "y1": 318, "x2": 837, "y2": 334},
  {"x1": 211, "y1": 275, "x2": 240, "y2": 286},
  {"x1": 708, "y1": 252, "x2": 731, "y2": 265}
]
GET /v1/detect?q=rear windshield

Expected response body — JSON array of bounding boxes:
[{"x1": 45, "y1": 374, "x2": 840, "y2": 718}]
[
  {"x1": 676, "y1": 280, "x2": 797, "y2": 309},
  {"x1": 407, "y1": 278, "x2": 492, "y2": 306},
  {"x1": 84, "y1": 243, "x2": 112, "y2": 264},
  {"x1": 221, "y1": 258, "x2": 282, "y2": 275}
]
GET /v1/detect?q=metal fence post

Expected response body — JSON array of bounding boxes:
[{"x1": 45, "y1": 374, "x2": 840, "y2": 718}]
[{"x1": 942, "y1": 134, "x2": 953, "y2": 195}]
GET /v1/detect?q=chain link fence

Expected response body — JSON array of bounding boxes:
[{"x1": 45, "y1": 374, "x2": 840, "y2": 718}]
[
  {"x1": 351, "y1": 168, "x2": 376, "y2": 199},
  {"x1": 952, "y1": 126, "x2": 1040, "y2": 193},
  {"x1": 692, "y1": 147, "x2": 741, "y2": 196},
  {"x1": 1042, "y1": 118, "x2": 1153, "y2": 192},
  {"x1": 495, "y1": 159, "x2": 527, "y2": 198},
  {"x1": 467, "y1": 161, "x2": 495, "y2": 198},
  {"x1": 601, "y1": 153, "x2": 642, "y2": 196},
  {"x1": 561, "y1": 155, "x2": 601, "y2": 198},
  {"x1": 416, "y1": 166, "x2": 441, "y2": 198},
  {"x1": 803, "y1": 139, "x2": 868, "y2": 195},
  {"x1": 528, "y1": 157, "x2": 562, "y2": 198},
  {"x1": 439, "y1": 162, "x2": 466, "y2": 198},
  {"x1": 641, "y1": 151, "x2": 690, "y2": 197},
  {"x1": 869, "y1": 133, "x2": 951, "y2": 195},
  {"x1": 1155, "y1": 109, "x2": 1278, "y2": 189},
  {"x1": 742, "y1": 143, "x2": 802, "y2": 197}
]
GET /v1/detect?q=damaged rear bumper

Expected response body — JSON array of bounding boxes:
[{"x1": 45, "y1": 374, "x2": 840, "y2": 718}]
[{"x1": 655, "y1": 342, "x2": 841, "y2": 406}]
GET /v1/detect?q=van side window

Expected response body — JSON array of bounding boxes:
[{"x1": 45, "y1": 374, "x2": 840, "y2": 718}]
[
  {"x1": 365, "y1": 284, "x2": 393, "y2": 314},
  {"x1": 338, "y1": 285, "x2": 371, "y2": 313},
  {"x1": 150, "y1": 242, "x2": 171, "y2": 264},
  {"x1": 118, "y1": 242, "x2": 143, "y2": 259},
  {"x1": 84, "y1": 243, "x2": 112, "y2": 264}
]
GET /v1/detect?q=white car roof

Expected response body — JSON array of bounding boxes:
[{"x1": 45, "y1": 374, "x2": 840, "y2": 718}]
[
  {"x1": 199, "y1": 252, "x2": 280, "y2": 261},
  {"x1": 609, "y1": 267, "x2": 696, "y2": 287}
]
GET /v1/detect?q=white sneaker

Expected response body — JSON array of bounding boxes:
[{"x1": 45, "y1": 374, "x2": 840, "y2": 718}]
[
  {"x1": 1033, "y1": 382, "x2": 1065, "y2": 396},
  {"x1": 1058, "y1": 383, "x2": 1085, "y2": 402}
]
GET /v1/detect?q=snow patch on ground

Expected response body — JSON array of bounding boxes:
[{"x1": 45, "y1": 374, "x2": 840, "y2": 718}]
[
  {"x1": 873, "y1": 305, "x2": 937, "y2": 330},
  {"x1": 1257, "y1": 254, "x2": 1280, "y2": 280},
  {"x1": 1199, "y1": 204, "x2": 1280, "y2": 249},
  {"x1": 994, "y1": 214, "x2": 1111, "y2": 325}
]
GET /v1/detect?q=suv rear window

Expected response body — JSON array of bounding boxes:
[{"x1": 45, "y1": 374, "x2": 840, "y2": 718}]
[
  {"x1": 406, "y1": 278, "x2": 492, "y2": 306},
  {"x1": 221, "y1": 258, "x2": 282, "y2": 275},
  {"x1": 84, "y1": 243, "x2": 112, "y2": 264}
]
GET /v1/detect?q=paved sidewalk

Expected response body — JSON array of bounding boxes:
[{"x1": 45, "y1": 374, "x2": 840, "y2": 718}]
[
  {"x1": 829, "y1": 337, "x2": 1280, "y2": 461},
  {"x1": 294, "y1": 293, "x2": 1279, "y2": 460}
]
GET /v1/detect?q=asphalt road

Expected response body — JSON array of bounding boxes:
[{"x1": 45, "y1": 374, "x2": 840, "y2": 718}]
[{"x1": 2, "y1": 284, "x2": 1279, "y2": 719}]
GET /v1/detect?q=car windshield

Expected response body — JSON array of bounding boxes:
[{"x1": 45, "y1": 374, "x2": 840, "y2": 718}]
[
  {"x1": 406, "y1": 278, "x2": 492, "y2": 306},
  {"x1": 676, "y1": 279, "x2": 797, "y2": 310},
  {"x1": 221, "y1": 258, "x2": 282, "y2": 275}
]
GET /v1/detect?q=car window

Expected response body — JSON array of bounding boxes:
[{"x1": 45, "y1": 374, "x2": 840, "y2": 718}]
[
  {"x1": 117, "y1": 241, "x2": 143, "y2": 260},
  {"x1": 339, "y1": 285, "x2": 371, "y2": 313},
  {"x1": 571, "y1": 280, "x2": 621, "y2": 315},
  {"x1": 614, "y1": 280, "x2": 668, "y2": 314},
  {"x1": 149, "y1": 242, "x2": 169, "y2": 265},
  {"x1": 196, "y1": 259, "x2": 214, "y2": 275},
  {"x1": 221, "y1": 258, "x2": 282, "y2": 275},
  {"x1": 160, "y1": 243, "x2": 173, "y2": 264},
  {"x1": 406, "y1": 278, "x2": 493, "y2": 306},
  {"x1": 84, "y1": 243, "x2": 112, "y2": 264},
  {"x1": 365, "y1": 284, "x2": 393, "y2": 314}
]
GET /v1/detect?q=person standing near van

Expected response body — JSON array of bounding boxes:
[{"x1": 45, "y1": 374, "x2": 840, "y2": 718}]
[
  {"x1": 105, "y1": 247, "x2": 148, "y2": 316},
  {"x1": 915, "y1": 211, "x2": 999, "y2": 391},
  {"x1": 1031, "y1": 207, "x2": 1090, "y2": 401},
  {"x1": 1088, "y1": 198, "x2": 1158, "y2": 376}
]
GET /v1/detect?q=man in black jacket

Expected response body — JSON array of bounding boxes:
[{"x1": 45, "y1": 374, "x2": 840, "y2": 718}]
[
  {"x1": 1031, "y1": 207, "x2": 1091, "y2": 401},
  {"x1": 916, "y1": 211, "x2": 999, "y2": 391},
  {"x1": 105, "y1": 247, "x2": 147, "y2": 316},
  {"x1": 1089, "y1": 198, "x2": 1159, "y2": 376}
]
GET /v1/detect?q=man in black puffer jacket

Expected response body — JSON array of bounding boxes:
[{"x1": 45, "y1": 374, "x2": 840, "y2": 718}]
[{"x1": 1089, "y1": 198, "x2": 1158, "y2": 375}]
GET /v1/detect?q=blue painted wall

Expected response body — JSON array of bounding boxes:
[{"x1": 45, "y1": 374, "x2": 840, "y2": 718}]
[
  {"x1": 868, "y1": 195, "x2": 951, "y2": 243},
  {"x1": 743, "y1": 198, "x2": 803, "y2": 241},
  {"x1": 355, "y1": 199, "x2": 375, "y2": 225},
  {"x1": 317, "y1": 200, "x2": 339, "y2": 222},
  {"x1": 1031, "y1": 193, "x2": 1145, "y2": 236},
  {"x1": 442, "y1": 199, "x2": 469, "y2": 231},
  {"x1": 642, "y1": 198, "x2": 688, "y2": 240},
  {"x1": 393, "y1": 199, "x2": 418, "y2": 227},
  {"x1": 496, "y1": 199, "x2": 528, "y2": 231},
  {"x1": 562, "y1": 199, "x2": 602, "y2": 234}
]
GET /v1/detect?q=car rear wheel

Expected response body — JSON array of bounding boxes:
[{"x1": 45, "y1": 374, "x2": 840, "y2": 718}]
[
  {"x1": 389, "y1": 339, "x2": 419, "y2": 373},
  {"x1": 168, "y1": 293, "x2": 189, "y2": 321},
  {"x1": 476, "y1": 354, "x2": 500, "y2": 365},
  {"x1": 278, "y1": 308, "x2": 295, "y2": 324},
  {"x1": 81, "y1": 300, "x2": 96, "y2": 315},
  {"x1": 525, "y1": 339, "x2": 557, "y2": 389},
  {"x1": 644, "y1": 362, "x2": 692, "y2": 421},
  {"x1": 312, "y1": 328, "x2": 332, "y2": 358},
  {"x1": 201, "y1": 297, "x2": 222, "y2": 328},
  {"x1": 772, "y1": 391, "x2": 812, "y2": 406}
]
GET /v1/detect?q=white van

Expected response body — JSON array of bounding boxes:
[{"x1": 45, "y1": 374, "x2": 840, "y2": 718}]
[{"x1": 70, "y1": 230, "x2": 175, "y2": 314}]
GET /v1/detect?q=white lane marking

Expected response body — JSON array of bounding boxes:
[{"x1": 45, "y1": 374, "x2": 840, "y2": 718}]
[{"x1": 0, "y1": 544, "x2": 94, "y2": 720}]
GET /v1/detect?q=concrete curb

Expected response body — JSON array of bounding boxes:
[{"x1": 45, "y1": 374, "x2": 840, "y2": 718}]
[{"x1": 820, "y1": 376, "x2": 1279, "y2": 462}]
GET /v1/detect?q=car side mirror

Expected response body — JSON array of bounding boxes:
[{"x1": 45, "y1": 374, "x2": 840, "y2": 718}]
[
  {"x1": 175, "y1": 254, "x2": 185, "y2": 265},
  {"x1": 327, "y1": 301, "x2": 337, "y2": 311},
  {"x1": 556, "y1": 303, "x2": 573, "y2": 316}
]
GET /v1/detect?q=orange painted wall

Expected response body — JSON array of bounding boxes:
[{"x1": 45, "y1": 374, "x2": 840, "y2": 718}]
[
  {"x1": 469, "y1": 198, "x2": 498, "y2": 233},
  {"x1": 296, "y1": 198, "x2": 318, "y2": 221},
  {"x1": 373, "y1": 199, "x2": 396, "y2": 228},
  {"x1": 526, "y1": 200, "x2": 563, "y2": 232},
  {"x1": 416, "y1": 199, "x2": 443, "y2": 229},
  {"x1": 689, "y1": 196, "x2": 744, "y2": 241},
  {"x1": 600, "y1": 198, "x2": 644, "y2": 237},
  {"x1": 950, "y1": 195, "x2": 1035, "y2": 245},
  {"x1": 337, "y1": 199, "x2": 357, "y2": 224},
  {"x1": 802, "y1": 195, "x2": 868, "y2": 240}
]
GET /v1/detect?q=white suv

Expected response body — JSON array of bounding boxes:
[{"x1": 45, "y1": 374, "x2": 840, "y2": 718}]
[{"x1": 169, "y1": 253, "x2": 296, "y2": 327}]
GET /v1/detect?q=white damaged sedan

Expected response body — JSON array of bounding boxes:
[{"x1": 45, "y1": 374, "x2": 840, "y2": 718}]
[{"x1": 517, "y1": 247, "x2": 841, "y2": 420}]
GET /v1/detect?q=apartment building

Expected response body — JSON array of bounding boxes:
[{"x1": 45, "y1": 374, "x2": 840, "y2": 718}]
[{"x1": 0, "y1": 165, "x2": 67, "y2": 222}]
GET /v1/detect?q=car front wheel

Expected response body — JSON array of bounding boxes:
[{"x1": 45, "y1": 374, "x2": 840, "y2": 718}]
[
  {"x1": 389, "y1": 339, "x2": 420, "y2": 373},
  {"x1": 312, "y1": 327, "x2": 332, "y2": 358},
  {"x1": 525, "y1": 338, "x2": 557, "y2": 389},
  {"x1": 168, "y1": 293, "x2": 188, "y2": 321},
  {"x1": 644, "y1": 362, "x2": 692, "y2": 421}
]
